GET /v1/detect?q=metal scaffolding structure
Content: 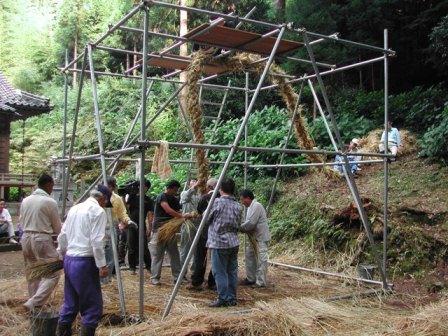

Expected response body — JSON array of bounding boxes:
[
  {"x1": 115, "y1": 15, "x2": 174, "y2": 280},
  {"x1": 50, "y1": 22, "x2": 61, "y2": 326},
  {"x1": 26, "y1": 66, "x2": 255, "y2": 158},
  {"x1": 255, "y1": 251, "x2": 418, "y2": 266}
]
[{"x1": 57, "y1": 0, "x2": 395, "y2": 321}]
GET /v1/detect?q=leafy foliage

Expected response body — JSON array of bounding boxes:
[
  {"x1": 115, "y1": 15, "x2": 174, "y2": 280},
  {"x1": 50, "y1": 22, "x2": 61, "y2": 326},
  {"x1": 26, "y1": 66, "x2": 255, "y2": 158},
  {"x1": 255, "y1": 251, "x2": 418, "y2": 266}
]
[
  {"x1": 208, "y1": 105, "x2": 307, "y2": 179},
  {"x1": 419, "y1": 105, "x2": 448, "y2": 163},
  {"x1": 269, "y1": 197, "x2": 349, "y2": 249}
]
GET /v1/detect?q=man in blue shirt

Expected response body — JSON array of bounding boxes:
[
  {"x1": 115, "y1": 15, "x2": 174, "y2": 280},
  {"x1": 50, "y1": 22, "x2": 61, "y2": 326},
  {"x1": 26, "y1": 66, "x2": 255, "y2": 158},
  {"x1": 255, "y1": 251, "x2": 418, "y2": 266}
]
[
  {"x1": 379, "y1": 121, "x2": 401, "y2": 156},
  {"x1": 206, "y1": 178, "x2": 242, "y2": 307}
]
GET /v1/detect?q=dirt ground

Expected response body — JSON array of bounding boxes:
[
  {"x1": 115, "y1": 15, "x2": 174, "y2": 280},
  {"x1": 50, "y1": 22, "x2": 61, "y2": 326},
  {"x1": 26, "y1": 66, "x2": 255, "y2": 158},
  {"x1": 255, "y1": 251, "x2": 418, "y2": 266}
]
[
  {"x1": 0, "y1": 250, "x2": 394, "y2": 336},
  {"x1": 0, "y1": 251, "x2": 24, "y2": 280}
]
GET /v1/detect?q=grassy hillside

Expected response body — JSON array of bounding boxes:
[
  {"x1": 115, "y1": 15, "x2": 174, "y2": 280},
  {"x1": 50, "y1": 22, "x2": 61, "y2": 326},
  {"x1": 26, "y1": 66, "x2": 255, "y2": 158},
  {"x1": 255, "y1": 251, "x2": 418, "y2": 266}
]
[{"x1": 268, "y1": 148, "x2": 448, "y2": 288}]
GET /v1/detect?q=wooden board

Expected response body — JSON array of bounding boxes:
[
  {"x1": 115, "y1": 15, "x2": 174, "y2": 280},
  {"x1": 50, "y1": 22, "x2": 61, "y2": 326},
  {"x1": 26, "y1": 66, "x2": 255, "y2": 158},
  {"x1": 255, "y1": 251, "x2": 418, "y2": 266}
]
[
  {"x1": 148, "y1": 54, "x2": 229, "y2": 75},
  {"x1": 185, "y1": 24, "x2": 302, "y2": 55}
]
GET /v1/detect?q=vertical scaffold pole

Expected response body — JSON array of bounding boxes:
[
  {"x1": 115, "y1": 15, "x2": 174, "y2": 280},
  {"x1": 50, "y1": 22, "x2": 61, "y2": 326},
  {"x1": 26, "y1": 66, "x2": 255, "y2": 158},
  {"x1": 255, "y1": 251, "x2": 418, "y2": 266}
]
[
  {"x1": 61, "y1": 51, "x2": 88, "y2": 218},
  {"x1": 303, "y1": 32, "x2": 389, "y2": 290},
  {"x1": 62, "y1": 50, "x2": 69, "y2": 159},
  {"x1": 243, "y1": 72, "x2": 249, "y2": 255},
  {"x1": 162, "y1": 26, "x2": 286, "y2": 319},
  {"x1": 61, "y1": 50, "x2": 69, "y2": 218},
  {"x1": 244, "y1": 72, "x2": 249, "y2": 189},
  {"x1": 138, "y1": 4, "x2": 150, "y2": 319},
  {"x1": 87, "y1": 44, "x2": 127, "y2": 315},
  {"x1": 383, "y1": 29, "x2": 389, "y2": 277},
  {"x1": 266, "y1": 83, "x2": 304, "y2": 216}
]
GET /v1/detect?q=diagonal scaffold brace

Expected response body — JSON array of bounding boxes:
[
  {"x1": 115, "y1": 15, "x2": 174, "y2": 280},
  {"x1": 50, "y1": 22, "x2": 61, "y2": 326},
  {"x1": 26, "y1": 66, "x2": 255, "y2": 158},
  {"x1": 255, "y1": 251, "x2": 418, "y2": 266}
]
[
  {"x1": 162, "y1": 25, "x2": 287, "y2": 320},
  {"x1": 302, "y1": 31, "x2": 389, "y2": 290}
]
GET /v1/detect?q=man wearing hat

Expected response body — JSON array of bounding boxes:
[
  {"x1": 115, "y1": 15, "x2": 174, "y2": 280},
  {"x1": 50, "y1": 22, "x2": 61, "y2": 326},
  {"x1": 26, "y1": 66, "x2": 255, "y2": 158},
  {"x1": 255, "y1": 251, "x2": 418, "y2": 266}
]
[{"x1": 56, "y1": 185, "x2": 111, "y2": 336}]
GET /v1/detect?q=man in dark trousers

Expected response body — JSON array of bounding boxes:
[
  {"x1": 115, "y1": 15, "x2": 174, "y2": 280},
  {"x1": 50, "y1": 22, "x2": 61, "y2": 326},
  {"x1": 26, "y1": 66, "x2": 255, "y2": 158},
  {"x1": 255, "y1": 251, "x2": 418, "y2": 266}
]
[
  {"x1": 56, "y1": 185, "x2": 111, "y2": 336},
  {"x1": 126, "y1": 179, "x2": 153, "y2": 274},
  {"x1": 187, "y1": 178, "x2": 217, "y2": 291},
  {"x1": 207, "y1": 178, "x2": 242, "y2": 307},
  {"x1": 149, "y1": 180, "x2": 192, "y2": 285}
]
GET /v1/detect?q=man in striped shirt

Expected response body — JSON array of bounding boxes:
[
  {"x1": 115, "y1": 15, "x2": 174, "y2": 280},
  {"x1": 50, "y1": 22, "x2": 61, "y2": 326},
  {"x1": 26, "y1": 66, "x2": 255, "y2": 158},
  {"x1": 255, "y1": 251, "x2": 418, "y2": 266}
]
[{"x1": 206, "y1": 178, "x2": 242, "y2": 307}]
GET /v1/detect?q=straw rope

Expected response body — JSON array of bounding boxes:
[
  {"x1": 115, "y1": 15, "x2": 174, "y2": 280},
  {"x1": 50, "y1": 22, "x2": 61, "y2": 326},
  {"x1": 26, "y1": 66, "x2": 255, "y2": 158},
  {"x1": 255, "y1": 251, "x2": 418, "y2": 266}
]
[
  {"x1": 185, "y1": 50, "x2": 322, "y2": 179},
  {"x1": 185, "y1": 49, "x2": 215, "y2": 194}
]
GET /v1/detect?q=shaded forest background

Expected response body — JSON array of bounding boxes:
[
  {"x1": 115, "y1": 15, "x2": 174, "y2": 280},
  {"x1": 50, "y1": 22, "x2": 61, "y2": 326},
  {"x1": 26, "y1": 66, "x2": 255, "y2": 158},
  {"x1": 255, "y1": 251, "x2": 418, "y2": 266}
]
[{"x1": 1, "y1": 0, "x2": 448, "y2": 181}]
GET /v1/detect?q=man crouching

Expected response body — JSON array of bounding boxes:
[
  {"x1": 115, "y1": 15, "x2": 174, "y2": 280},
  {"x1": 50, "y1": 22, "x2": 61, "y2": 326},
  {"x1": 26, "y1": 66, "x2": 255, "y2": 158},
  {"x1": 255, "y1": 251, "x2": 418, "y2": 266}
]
[{"x1": 56, "y1": 185, "x2": 111, "y2": 336}]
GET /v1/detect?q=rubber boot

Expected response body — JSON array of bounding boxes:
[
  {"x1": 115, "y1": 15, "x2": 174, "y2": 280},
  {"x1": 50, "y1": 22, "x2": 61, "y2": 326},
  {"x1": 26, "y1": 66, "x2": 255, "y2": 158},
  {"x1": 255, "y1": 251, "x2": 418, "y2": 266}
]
[
  {"x1": 56, "y1": 323, "x2": 72, "y2": 336},
  {"x1": 79, "y1": 325, "x2": 96, "y2": 336}
]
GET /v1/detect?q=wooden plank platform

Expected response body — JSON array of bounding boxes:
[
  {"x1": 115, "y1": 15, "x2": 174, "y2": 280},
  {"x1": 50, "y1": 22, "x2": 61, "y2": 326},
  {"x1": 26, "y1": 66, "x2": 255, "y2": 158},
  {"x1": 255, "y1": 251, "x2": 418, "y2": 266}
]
[{"x1": 184, "y1": 23, "x2": 302, "y2": 55}]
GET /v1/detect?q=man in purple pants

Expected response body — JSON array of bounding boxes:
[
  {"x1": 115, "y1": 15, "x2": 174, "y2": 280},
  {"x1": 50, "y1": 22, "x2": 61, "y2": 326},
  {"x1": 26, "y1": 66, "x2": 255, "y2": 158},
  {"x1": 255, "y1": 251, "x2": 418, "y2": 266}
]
[{"x1": 56, "y1": 185, "x2": 111, "y2": 336}]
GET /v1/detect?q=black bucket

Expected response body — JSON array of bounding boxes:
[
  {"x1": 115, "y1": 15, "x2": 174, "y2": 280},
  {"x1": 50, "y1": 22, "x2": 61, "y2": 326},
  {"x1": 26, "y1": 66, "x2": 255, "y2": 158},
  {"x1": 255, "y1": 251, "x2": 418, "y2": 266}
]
[{"x1": 30, "y1": 311, "x2": 59, "y2": 336}]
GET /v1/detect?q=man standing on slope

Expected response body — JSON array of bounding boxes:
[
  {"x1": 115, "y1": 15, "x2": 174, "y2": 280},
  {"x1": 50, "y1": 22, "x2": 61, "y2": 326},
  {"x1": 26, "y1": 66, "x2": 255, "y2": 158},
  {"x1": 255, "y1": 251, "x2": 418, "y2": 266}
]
[
  {"x1": 56, "y1": 185, "x2": 111, "y2": 336},
  {"x1": 239, "y1": 189, "x2": 270, "y2": 288},
  {"x1": 21, "y1": 173, "x2": 61, "y2": 311}
]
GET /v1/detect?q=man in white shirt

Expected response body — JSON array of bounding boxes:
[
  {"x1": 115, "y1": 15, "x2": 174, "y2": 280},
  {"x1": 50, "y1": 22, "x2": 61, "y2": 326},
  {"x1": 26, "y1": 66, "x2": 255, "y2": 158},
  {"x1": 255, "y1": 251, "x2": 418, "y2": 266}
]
[
  {"x1": 0, "y1": 199, "x2": 18, "y2": 243},
  {"x1": 20, "y1": 173, "x2": 61, "y2": 311},
  {"x1": 239, "y1": 189, "x2": 270, "y2": 288},
  {"x1": 56, "y1": 185, "x2": 110, "y2": 336},
  {"x1": 379, "y1": 121, "x2": 401, "y2": 156}
]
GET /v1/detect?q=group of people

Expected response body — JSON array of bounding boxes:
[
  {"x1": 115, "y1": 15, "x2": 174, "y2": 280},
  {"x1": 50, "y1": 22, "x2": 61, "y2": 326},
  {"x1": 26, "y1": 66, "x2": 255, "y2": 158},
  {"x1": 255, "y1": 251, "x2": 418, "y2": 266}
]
[
  {"x1": 17, "y1": 172, "x2": 270, "y2": 335},
  {"x1": 333, "y1": 121, "x2": 402, "y2": 175}
]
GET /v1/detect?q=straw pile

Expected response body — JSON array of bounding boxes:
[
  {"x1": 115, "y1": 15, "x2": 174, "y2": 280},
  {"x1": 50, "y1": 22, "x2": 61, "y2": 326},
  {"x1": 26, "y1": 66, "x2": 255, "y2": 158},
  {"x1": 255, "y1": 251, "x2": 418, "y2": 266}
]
[
  {"x1": 25, "y1": 259, "x2": 63, "y2": 281},
  {"x1": 358, "y1": 129, "x2": 417, "y2": 158},
  {"x1": 151, "y1": 140, "x2": 172, "y2": 179}
]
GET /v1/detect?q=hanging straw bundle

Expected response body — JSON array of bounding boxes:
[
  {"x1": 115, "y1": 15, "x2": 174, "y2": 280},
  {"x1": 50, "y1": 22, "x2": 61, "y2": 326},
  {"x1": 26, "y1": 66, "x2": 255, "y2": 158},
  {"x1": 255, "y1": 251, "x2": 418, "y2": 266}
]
[
  {"x1": 26, "y1": 259, "x2": 63, "y2": 281},
  {"x1": 151, "y1": 140, "x2": 172, "y2": 179}
]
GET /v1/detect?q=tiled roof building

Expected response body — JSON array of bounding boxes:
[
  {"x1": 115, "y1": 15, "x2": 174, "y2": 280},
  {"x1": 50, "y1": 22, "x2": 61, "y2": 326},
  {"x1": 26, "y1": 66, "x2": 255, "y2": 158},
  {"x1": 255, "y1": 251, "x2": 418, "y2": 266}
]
[{"x1": 0, "y1": 72, "x2": 53, "y2": 175}]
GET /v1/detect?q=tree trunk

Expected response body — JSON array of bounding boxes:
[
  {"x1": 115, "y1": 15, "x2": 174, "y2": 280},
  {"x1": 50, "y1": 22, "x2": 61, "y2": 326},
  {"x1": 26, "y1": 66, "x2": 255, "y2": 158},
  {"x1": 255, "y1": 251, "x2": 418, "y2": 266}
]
[
  {"x1": 179, "y1": 0, "x2": 188, "y2": 113},
  {"x1": 133, "y1": 42, "x2": 138, "y2": 78},
  {"x1": 73, "y1": 34, "x2": 78, "y2": 86},
  {"x1": 275, "y1": 0, "x2": 286, "y2": 21}
]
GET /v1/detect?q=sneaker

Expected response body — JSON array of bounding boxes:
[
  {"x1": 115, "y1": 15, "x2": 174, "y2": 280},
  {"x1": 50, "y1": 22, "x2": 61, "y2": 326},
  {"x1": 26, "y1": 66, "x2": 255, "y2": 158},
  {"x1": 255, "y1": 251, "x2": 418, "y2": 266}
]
[
  {"x1": 227, "y1": 300, "x2": 237, "y2": 306},
  {"x1": 251, "y1": 283, "x2": 266, "y2": 289},
  {"x1": 151, "y1": 280, "x2": 161, "y2": 286},
  {"x1": 9, "y1": 238, "x2": 18, "y2": 244},
  {"x1": 239, "y1": 278, "x2": 255, "y2": 286},
  {"x1": 186, "y1": 284, "x2": 203, "y2": 292},
  {"x1": 208, "y1": 300, "x2": 226, "y2": 308}
]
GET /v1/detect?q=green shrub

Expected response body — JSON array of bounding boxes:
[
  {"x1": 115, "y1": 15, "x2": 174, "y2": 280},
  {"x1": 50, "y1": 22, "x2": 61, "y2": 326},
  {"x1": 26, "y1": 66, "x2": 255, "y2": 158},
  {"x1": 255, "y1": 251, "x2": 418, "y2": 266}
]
[
  {"x1": 419, "y1": 106, "x2": 448, "y2": 163},
  {"x1": 208, "y1": 105, "x2": 307, "y2": 179},
  {"x1": 269, "y1": 198, "x2": 348, "y2": 249}
]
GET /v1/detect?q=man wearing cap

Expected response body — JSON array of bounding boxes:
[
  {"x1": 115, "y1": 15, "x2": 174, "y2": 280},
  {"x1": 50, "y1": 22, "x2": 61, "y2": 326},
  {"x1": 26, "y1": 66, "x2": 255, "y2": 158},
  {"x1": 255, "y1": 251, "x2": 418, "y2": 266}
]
[
  {"x1": 56, "y1": 185, "x2": 111, "y2": 336},
  {"x1": 21, "y1": 173, "x2": 61, "y2": 311}
]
